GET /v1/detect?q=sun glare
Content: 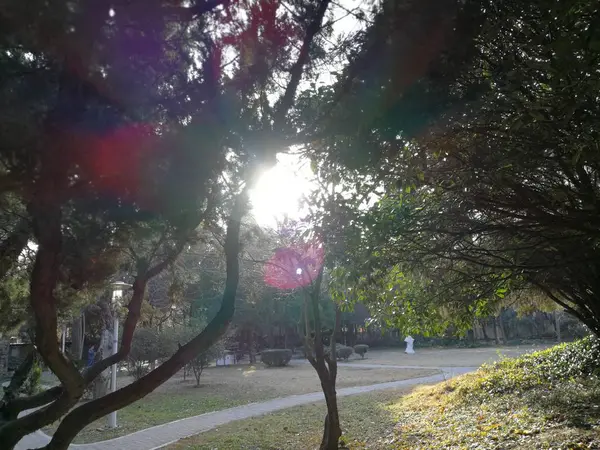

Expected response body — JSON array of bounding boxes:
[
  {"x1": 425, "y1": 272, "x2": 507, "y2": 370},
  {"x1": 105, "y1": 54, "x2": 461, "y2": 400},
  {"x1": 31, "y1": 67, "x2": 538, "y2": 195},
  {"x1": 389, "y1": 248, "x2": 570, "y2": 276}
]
[{"x1": 250, "y1": 154, "x2": 313, "y2": 227}]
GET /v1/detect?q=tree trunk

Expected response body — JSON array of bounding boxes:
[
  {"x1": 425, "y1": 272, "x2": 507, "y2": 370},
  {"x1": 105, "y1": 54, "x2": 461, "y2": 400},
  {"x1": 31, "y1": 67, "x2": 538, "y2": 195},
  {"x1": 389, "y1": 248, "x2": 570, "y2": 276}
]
[
  {"x1": 319, "y1": 372, "x2": 341, "y2": 450},
  {"x1": 192, "y1": 362, "x2": 203, "y2": 387},
  {"x1": 481, "y1": 319, "x2": 490, "y2": 341},
  {"x1": 248, "y1": 332, "x2": 256, "y2": 364},
  {"x1": 496, "y1": 313, "x2": 507, "y2": 344},
  {"x1": 71, "y1": 314, "x2": 85, "y2": 362},
  {"x1": 493, "y1": 316, "x2": 504, "y2": 344},
  {"x1": 268, "y1": 326, "x2": 275, "y2": 348},
  {"x1": 304, "y1": 273, "x2": 342, "y2": 450},
  {"x1": 554, "y1": 311, "x2": 562, "y2": 342},
  {"x1": 92, "y1": 329, "x2": 111, "y2": 400}
]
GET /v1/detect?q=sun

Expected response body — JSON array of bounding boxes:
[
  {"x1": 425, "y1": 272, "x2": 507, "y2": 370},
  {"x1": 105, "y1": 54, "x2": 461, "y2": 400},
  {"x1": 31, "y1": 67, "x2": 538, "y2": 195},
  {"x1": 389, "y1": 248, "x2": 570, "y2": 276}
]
[{"x1": 249, "y1": 153, "x2": 313, "y2": 227}]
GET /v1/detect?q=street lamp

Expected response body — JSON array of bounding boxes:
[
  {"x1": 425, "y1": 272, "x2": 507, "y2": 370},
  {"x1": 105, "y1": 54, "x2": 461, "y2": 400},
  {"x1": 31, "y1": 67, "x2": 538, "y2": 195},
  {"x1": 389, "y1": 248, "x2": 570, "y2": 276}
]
[{"x1": 108, "y1": 281, "x2": 132, "y2": 428}]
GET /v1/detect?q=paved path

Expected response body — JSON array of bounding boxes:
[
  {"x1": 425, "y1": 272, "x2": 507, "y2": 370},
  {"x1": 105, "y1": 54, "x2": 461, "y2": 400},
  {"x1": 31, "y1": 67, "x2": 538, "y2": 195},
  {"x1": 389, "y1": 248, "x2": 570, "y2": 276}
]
[
  {"x1": 16, "y1": 365, "x2": 476, "y2": 450},
  {"x1": 296, "y1": 359, "x2": 476, "y2": 376}
]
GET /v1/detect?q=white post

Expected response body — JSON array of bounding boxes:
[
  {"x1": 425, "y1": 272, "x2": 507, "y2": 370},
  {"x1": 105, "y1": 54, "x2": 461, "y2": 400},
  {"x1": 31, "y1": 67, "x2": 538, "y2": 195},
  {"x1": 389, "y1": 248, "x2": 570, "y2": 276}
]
[
  {"x1": 108, "y1": 316, "x2": 118, "y2": 428},
  {"x1": 61, "y1": 325, "x2": 66, "y2": 353},
  {"x1": 108, "y1": 288, "x2": 123, "y2": 429}
]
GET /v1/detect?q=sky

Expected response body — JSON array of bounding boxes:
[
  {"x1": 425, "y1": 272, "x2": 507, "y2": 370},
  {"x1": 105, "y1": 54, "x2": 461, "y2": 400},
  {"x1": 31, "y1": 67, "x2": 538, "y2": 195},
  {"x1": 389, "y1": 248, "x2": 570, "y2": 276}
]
[
  {"x1": 249, "y1": 152, "x2": 313, "y2": 227},
  {"x1": 249, "y1": 0, "x2": 371, "y2": 227}
]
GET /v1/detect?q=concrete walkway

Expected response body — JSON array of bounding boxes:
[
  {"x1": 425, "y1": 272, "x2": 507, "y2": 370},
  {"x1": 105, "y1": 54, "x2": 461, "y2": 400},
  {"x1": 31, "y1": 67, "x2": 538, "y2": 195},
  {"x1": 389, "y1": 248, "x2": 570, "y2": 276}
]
[
  {"x1": 297, "y1": 359, "x2": 476, "y2": 376},
  {"x1": 16, "y1": 365, "x2": 476, "y2": 450}
]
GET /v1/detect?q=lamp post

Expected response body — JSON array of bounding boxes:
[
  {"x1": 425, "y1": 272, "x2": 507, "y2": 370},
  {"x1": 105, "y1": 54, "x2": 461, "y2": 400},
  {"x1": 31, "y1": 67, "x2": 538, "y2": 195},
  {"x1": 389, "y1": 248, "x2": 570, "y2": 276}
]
[
  {"x1": 61, "y1": 324, "x2": 66, "y2": 353},
  {"x1": 108, "y1": 281, "x2": 132, "y2": 428}
]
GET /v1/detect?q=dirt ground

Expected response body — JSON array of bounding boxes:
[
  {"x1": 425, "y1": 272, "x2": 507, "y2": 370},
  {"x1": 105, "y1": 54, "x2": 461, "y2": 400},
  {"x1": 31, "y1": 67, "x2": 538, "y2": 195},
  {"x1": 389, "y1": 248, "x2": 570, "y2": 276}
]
[{"x1": 350, "y1": 343, "x2": 553, "y2": 367}]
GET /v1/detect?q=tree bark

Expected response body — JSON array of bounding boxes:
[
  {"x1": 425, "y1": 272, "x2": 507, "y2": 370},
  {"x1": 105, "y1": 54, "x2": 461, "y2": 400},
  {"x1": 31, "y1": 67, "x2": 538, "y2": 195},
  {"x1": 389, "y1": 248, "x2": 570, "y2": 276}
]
[
  {"x1": 71, "y1": 314, "x2": 85, "y2": 362},
  {"x1": 495, "y1": 313, "x2": 506, "y2": 344},
  {"x1": 273, "y1": 0, "x2": 332, "y2": 133},
  {"x1": 493, "y1": 315, "x2": 504, "y2": 344},
  {"x1": 304, "y1": 270, "x2": 342, "y2": 450},
  {"x1": 318, "y1": 306, "x2": 342, "y2": 450},
  {"x1": 249, "y1": 331, "x2": 256, "y2": 364},
  {"x1": 92, "y1": 330, "x2": 111, "y2": 400},
  {"x1": 481, "y1": 319, "x2": 490, "y2": 341},
  {"x1": 268, "y1": 326, "x2": 275, "y2": 348},
  {"x1": 320, "y1": 381, "x2": 341, "y2": 450}
]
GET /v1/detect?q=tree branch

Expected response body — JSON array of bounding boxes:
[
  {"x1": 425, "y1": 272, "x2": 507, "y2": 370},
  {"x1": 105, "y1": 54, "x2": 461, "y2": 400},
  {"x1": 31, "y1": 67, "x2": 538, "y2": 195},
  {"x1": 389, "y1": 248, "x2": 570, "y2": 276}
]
[
  {"x1": 328, "y1": 305, "x2": 341, "y2": 380},
  {"x1": 29, "y1": 197, "x2": 84, "y2": 396},
  {"x1": 273, "y1": 0, "x2": 332, "y2": 132},
  {"x1": 10, "y1": 387, "x2": 63, "y2": 417},
  {"x1": 45, "y1": 192, "x2": 247, "y2": 449},
  {"x1": 162, "y1": 0, "x2": 228, "y2": 20},
  {"x1": 84, "y1": 234, "x2": 192, "y2": 383}
]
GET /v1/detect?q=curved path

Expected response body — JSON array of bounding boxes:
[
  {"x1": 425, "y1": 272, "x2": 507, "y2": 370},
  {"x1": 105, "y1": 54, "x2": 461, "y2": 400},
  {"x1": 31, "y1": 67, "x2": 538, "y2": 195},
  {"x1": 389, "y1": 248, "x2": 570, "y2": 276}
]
[{"x1": 16, "y1": 365, "x2": 476, "y2": 450}]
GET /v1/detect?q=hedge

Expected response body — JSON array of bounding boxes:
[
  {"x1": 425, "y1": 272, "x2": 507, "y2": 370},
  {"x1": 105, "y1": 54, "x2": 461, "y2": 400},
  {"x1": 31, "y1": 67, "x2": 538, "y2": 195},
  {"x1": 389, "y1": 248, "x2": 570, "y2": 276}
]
[
  {"x1": 353, "y1": 344, "x2": 369, "y2": 359},
  {"x1": 261, "y1": 349, "x2": 293, "y2": 367}
]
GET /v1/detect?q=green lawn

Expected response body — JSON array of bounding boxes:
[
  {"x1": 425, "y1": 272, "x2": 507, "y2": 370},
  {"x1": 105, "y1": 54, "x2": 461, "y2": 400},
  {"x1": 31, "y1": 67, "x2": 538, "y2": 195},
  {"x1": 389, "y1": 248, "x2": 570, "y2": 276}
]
[
  {"x1": 45, "y1": 390, "x2": 254, "y2": 444},
  {"x1": 43, "y1": 363, "x2": 436, "y2": 443},
  {"x1": 169, "y1": 339, "x2": 600, "y2": 449},
  {"x1": 168, "y1": 388, "x2": 408, "y2": 450}
]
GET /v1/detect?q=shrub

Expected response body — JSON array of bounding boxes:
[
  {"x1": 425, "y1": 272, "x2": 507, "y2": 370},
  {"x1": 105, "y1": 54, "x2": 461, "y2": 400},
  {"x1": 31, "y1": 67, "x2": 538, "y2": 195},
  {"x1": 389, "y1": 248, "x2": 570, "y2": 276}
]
[
  {"x1": 188, "y1": 343, "x2": 225, "y2": 386},
  {"x1": 353, "y1": 344, "x2": 369, "y2": 359},
  {"x1": 261, "y1": 349, "x2": 292, "y2": 367},
  {"x1": 458, "y1": 336, "x2": 600, "y2": 402},
  {"x1": 127, "y1": 328, "x2": 163, "y2": 379},
  {"x1": 127, "y1": 361, "x2": 149, "y2": 381},
  {"x1": 189, "y1": 353, "x2": 210, "y2": 387},
  {"x1": 326, "y1": 344, "x2": 353, "y2": 361},
  {"x1": 337, "y1": 345, "x2": 353, "y2": 361},
  {"x1": 20, "y1": 359, "x2": 42, "y2": 395}
]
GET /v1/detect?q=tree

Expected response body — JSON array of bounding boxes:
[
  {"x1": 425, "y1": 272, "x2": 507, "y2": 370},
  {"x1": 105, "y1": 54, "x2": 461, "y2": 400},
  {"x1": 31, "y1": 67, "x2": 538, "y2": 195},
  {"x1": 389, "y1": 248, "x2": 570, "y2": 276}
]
[
  {"x1": 301, "y1": 0, "x2": 600, "y2": 337},
  {"x1": 127, "y1": 328, "x2": 164, "y2": 381},
  {"x1": 265, "y1": 235, "x2": 342, "y2": 450},
  {"x1": 173, "y1": 320, "x2": 226, "y2": 387},
  {"x1": 0, "y1": 0, "x2": 335, "y2": 447}
]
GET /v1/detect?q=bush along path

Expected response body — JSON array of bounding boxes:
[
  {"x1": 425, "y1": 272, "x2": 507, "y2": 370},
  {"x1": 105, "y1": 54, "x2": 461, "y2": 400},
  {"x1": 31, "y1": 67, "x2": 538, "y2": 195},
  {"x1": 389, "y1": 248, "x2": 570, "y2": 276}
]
[{"x1": 16, "y1": 366, "x2": 474, "y2": 450}]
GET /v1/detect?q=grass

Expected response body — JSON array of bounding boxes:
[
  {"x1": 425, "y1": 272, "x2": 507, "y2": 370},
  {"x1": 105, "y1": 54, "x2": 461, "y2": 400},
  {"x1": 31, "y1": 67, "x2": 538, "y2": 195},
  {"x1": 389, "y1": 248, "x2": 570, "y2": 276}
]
[
  {"x1": 43, "y1": 362, "x2": 436, "y2": 443},
  {"x1": 167, "y1": 387, "x2": 410, "y2": 450},
  {"x1": 169, "y1": 339, "x2": 600, "y2": 449},
  {"x1": 346, "y1": 343, "x2": 553, "y2": 367}
]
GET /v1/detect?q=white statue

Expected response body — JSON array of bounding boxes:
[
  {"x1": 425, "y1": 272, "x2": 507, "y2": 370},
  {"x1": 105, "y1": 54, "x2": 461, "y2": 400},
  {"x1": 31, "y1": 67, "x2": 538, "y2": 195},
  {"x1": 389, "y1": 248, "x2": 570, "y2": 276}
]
[{"x1": 404, "y1": 335, "x2": 415, "y2": 354}]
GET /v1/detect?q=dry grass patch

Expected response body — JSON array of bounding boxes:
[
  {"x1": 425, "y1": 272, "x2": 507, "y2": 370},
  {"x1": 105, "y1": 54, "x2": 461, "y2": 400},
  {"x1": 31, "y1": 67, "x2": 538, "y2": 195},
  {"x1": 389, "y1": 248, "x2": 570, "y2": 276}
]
[
  {"x1": 167, "y1": 387, "x2": 412, "y2": 450},
  {"x1": 167, "y1": 340, "x2": 600, "y2": 450},
  {"x1": 352, "y1": 344, "x2": 552, "y2": 367},
  {"x1": 44, "y1": 362, "x2": 436, "y2": 443}
]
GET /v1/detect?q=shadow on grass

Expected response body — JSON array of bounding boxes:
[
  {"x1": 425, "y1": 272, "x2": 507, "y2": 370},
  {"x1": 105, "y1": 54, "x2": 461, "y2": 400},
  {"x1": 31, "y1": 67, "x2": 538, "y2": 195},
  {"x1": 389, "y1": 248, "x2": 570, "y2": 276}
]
[
  {"x1": 167, "y1": 387, "x2": 419, "y2": 450},
  {"x1": 523, "y1": 380, "x2": 600, "y2": 429}
]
